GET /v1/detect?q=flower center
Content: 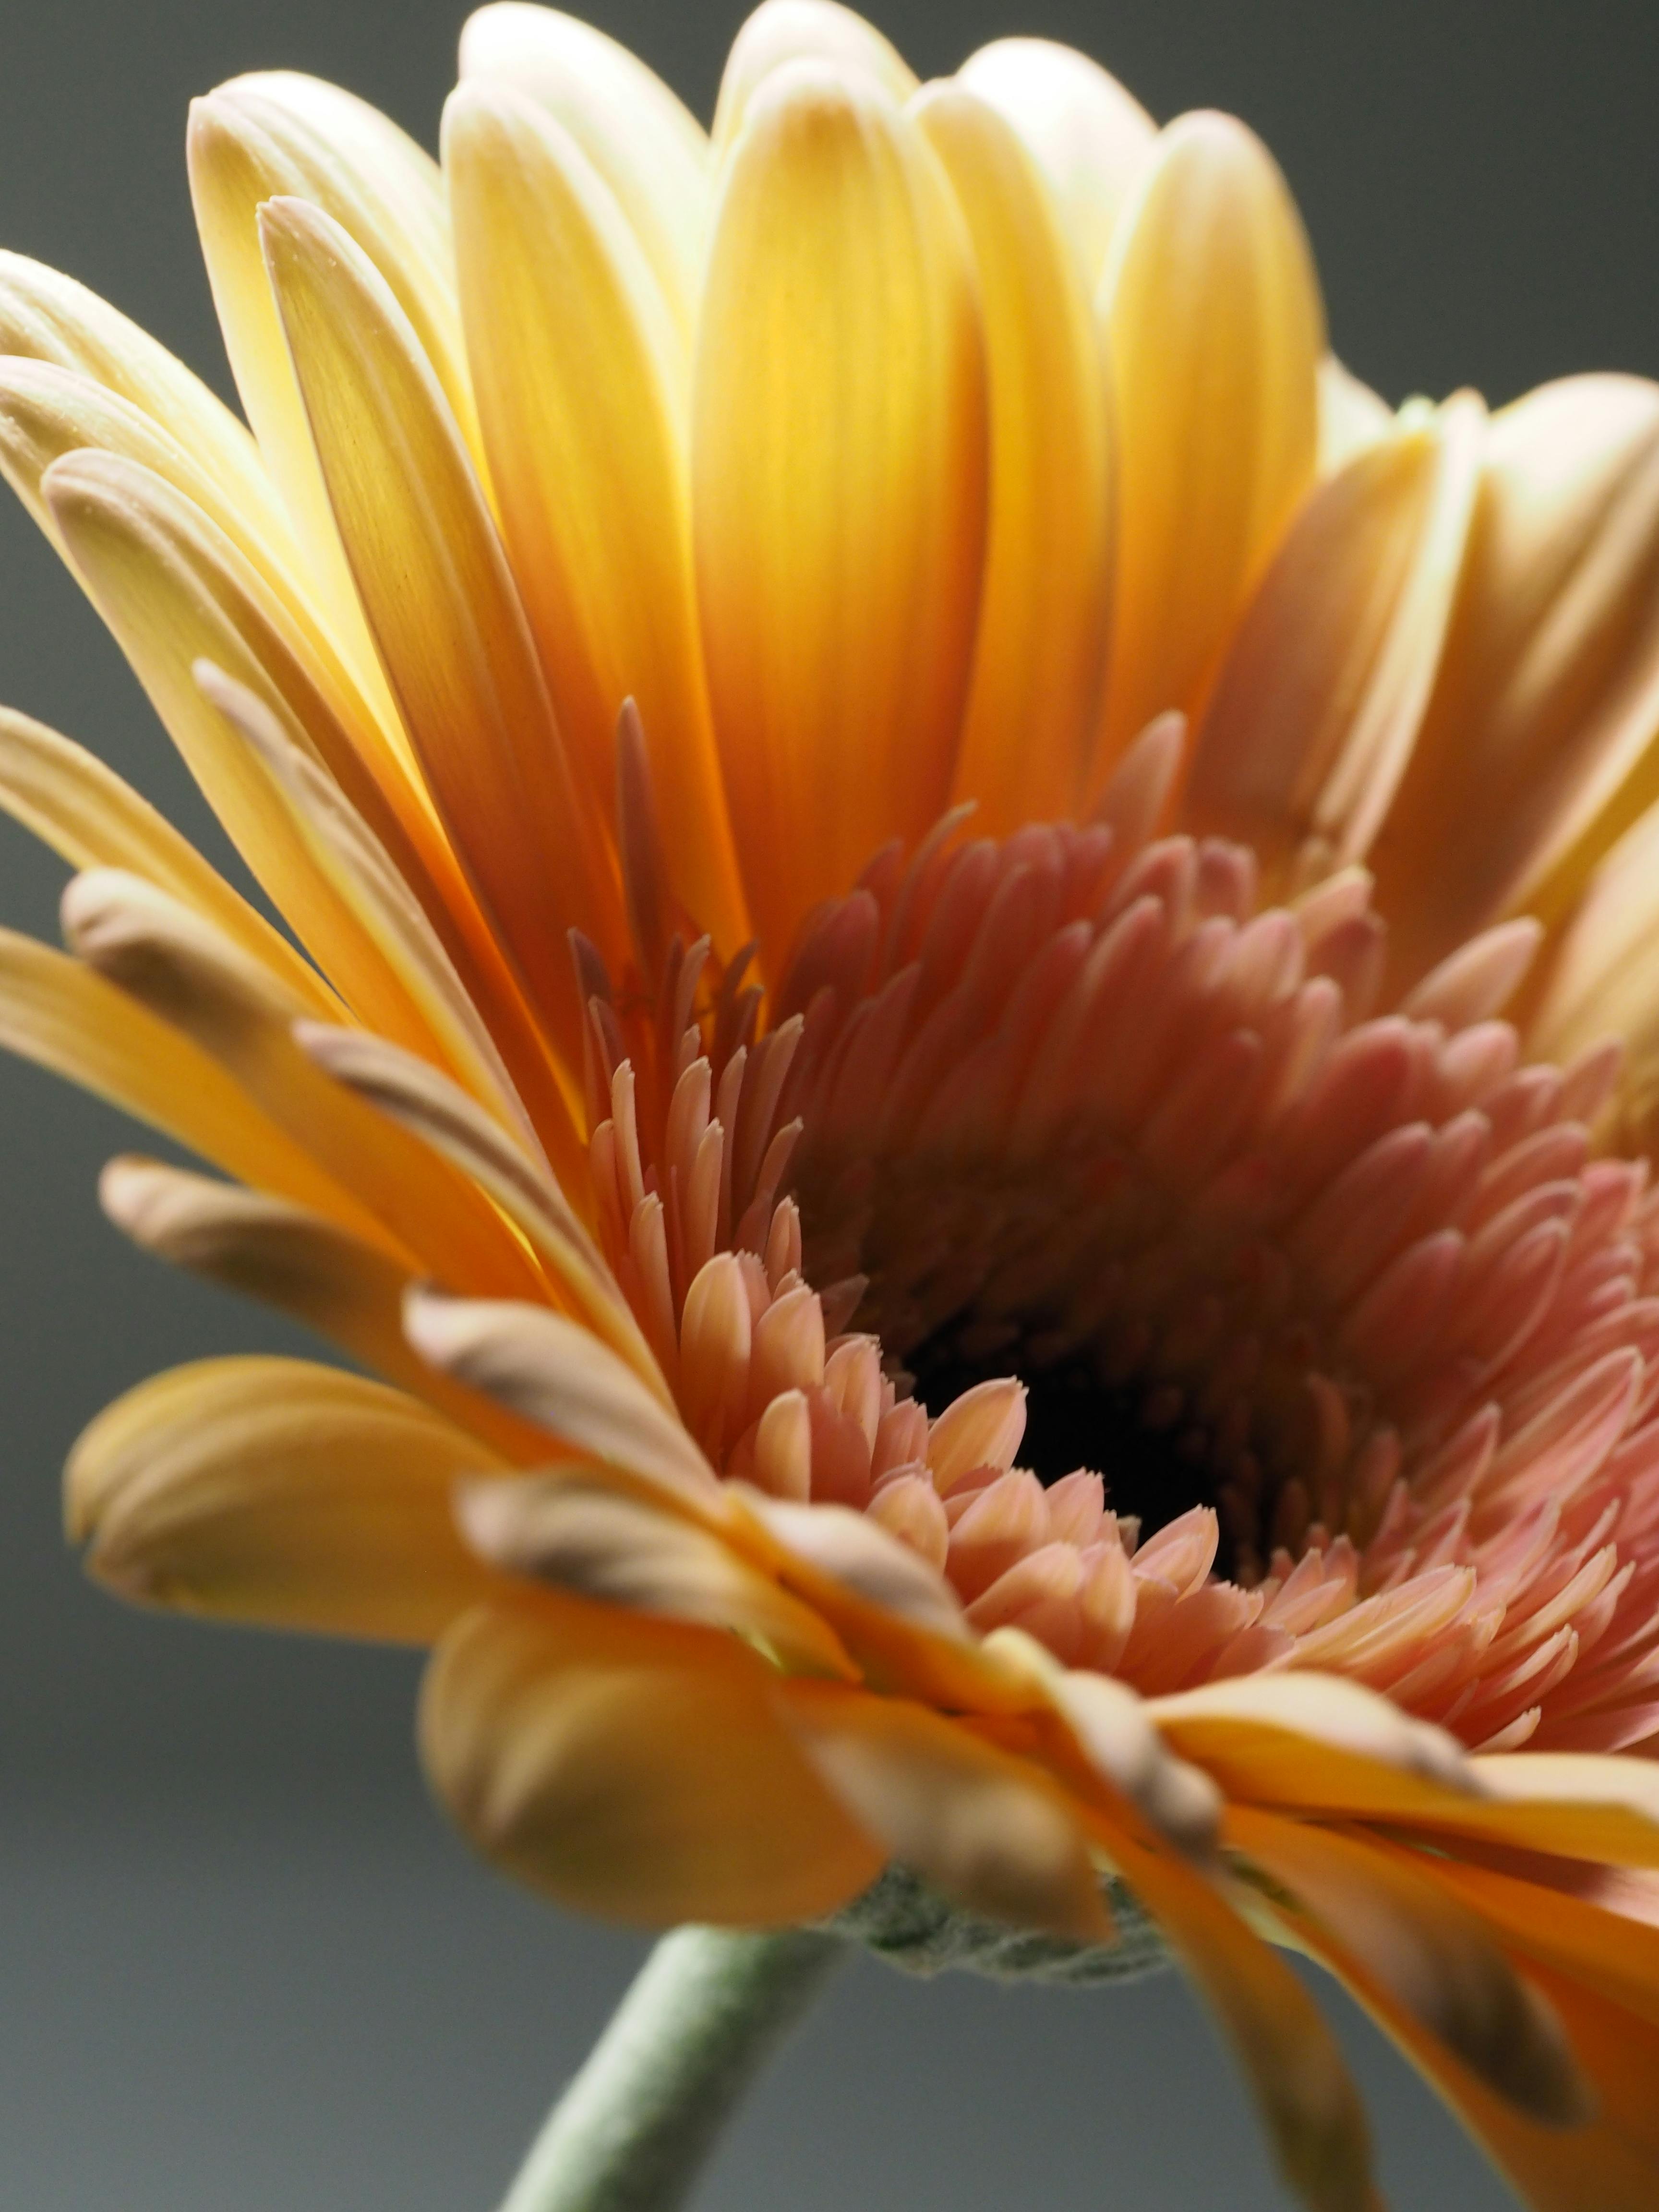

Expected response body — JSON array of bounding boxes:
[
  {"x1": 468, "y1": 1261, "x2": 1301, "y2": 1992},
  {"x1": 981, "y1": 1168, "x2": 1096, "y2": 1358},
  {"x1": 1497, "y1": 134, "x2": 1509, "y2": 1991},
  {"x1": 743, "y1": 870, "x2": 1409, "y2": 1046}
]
[{"x1": 579, "y1": 775, "x2": 1659, "y2": 1745}]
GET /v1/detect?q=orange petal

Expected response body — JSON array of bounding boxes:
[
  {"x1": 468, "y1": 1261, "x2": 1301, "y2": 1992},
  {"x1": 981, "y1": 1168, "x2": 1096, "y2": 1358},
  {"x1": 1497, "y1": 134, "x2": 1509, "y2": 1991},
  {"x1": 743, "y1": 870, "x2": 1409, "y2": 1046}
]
[
  {"x1": 444, "y1": 81, "x2": 747, "y2": 953},
  {"x1": 260, "y1": 194, "x2": 618, "y2": 1060},
  {"x1": 420, "y1": 1589, "x2": 883, "y2": 1925},
  {"x1": 68, "y1": 1357, "x2": 506, "y2": 1643},
  {"x1": 692, "y1": 61, "x2": 987, "y2": 965}
]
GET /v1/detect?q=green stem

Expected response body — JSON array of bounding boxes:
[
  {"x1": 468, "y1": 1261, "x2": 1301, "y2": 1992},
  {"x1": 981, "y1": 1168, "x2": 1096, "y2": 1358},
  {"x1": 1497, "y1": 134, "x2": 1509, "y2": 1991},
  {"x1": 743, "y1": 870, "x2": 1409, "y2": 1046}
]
[{"x1": 498, "y1": 1927, "x2": 847, "y2": 2212}]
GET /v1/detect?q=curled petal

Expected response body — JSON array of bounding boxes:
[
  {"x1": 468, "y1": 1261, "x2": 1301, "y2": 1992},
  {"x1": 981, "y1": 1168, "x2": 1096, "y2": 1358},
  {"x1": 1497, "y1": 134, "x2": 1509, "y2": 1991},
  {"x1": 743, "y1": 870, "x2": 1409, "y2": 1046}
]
[{"x1": 69, "y1": 1357, "x2": 505, "y2": 1642}]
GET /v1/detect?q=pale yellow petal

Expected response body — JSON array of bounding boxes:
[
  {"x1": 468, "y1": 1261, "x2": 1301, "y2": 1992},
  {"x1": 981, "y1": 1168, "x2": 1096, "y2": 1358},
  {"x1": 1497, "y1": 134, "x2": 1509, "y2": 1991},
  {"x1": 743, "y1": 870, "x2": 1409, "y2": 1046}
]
[
  {"x1": 0, "y1": 703, "x2": 332, "y2": 1016},
  {"x1": 61, "y1": 868, "x2": 548, "y2": 1302},
  {"x1": 781, "y1": 1679, "x2": 1110, "y2": 1940},
  {"x1": 713, "y1": 0, "x2": 917, "y2": 145},
  {"x1": 0, "y1": 926, "x2": 384, "y2": 1241},
  {"x1": 99, "y1": 1155, "x2": 548, "y2": 1463},
  {"x1": 459, "y1": 2, "x2": 712, "y2": 349},
  {"x1": 1370, "y1": 372, "x2": 1659, "y2": 978},
  {"x1": 1096, "y1": 110, "x2": 1324, "y2": 770},
  {"x1": 1318, "y1": 355, "x2": 1394, "y2": 476},
  {"x1": 956, "y1": 38, "x2": 1155, "y2": 287},
  {"x1": 260, "y1": 194, "x2": 617, "y2": 1054},
  {"x1": 1187, "y1": 392, "x2": 1484, "y2": 882},
  {"x1": 0, "y1": 332, "x2": 426, "y2": 819},
  {"x1": 68, "y1": 1356, "x2": 505, "y2": 1642},
  {"x1": 40, "y1": 450, "x2": 476, "y2": 1064},
  {"x1": 693, "y1": 62, "x2": 987, "y2": 963},
  {"x1": 0, "y1": 248, "x2": 296, "y2": 568},
  {"x1": 421, "y1": 1591, "x2": 883, "y2": 1925},
  {"x1": 444, "y1": 81, "x2": 747, "y2": 953},
  {"x1": 913, "y1": 83, "x2": 1113, "y2": 830}
]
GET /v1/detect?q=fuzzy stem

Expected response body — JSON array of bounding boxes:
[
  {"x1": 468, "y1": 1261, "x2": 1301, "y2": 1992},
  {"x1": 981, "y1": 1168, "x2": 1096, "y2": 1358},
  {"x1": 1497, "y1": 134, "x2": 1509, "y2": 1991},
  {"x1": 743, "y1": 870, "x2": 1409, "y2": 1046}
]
[{"x1": 498, "y1": 1927, "x2": 846, "y2": 2212}]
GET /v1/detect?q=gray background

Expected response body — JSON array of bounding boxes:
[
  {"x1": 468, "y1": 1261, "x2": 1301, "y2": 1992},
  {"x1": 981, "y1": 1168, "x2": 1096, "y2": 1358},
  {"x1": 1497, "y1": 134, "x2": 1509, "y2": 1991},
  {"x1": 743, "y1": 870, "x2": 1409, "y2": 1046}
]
[{"x1": 1, "y1": 0, "x2": 1656, "y2": 2204}]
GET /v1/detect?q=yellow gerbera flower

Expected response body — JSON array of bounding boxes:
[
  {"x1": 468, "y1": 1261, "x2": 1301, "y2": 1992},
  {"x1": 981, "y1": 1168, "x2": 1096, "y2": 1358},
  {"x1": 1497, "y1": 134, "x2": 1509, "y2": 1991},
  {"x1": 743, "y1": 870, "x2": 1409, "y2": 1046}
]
[{"x1": 6, "y1": 4, "x2": 1659, "y2": 2206}]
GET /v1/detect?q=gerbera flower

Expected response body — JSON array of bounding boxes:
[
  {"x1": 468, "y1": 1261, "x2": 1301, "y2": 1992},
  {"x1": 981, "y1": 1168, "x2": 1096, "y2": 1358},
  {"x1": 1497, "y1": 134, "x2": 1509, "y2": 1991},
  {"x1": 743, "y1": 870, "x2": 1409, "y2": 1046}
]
[{"x1": 5, "y1": 2, "x2": 1659, "y2": 2204}]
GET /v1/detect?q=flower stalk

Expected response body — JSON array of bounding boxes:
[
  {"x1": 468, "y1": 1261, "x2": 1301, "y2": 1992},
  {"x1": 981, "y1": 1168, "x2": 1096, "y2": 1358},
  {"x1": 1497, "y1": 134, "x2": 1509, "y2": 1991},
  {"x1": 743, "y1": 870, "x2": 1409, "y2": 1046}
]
[{"x1": 499, "y1": 1926, "x2": 847, "y2": 2212}]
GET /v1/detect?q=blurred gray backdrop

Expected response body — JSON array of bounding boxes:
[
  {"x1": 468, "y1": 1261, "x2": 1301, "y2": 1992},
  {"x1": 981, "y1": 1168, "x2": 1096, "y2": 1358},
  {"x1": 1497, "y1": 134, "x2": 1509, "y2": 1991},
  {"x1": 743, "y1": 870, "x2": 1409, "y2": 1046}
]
[{"x1": 2, "y1": 1, "x2": 1657, "y2": 2205}]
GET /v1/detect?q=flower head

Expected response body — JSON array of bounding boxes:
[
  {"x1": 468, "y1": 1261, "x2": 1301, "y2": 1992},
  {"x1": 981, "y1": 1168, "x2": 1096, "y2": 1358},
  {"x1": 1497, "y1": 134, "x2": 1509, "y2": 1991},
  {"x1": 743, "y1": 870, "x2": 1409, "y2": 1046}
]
[{"x1": 7, "y1": 5, "x2": 1659, "y2": 2206}]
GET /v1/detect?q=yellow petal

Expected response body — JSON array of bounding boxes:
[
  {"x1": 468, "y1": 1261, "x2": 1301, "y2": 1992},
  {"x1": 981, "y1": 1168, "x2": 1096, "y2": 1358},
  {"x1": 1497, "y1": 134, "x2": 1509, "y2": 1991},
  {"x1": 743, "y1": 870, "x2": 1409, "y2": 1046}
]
[
  {"x1": 1096, "y1": 110, "x2": 1324, "y2": 772},
  {"x1": 693, "y1": 63, "x2": 986, "y2": 963},
  {"x1": 0, "y1": 361, "x2": 576, "y2": 1151},
  {"x1": 781, "y1": 1679, "x2": 1110, "y2": 1940},
  {"x1": 956, "y1": 38, "x2": 1155, "y2": 287},
  {"x1": 260, "y1": 194, "x2": 617, "y2": 1055},
  {"x1": 444, "y1": 82, "x2": 748, "y2": 954},
  {"x1": 61, "y1": 868, "x2": 547, "y2": 1301},
  {"x1": 1187, "y1": 392, "x2": 1484, "y2": 882},
  {"x1": 296, "y1": 1023, "x2": 651, "y2": 1382},
  {"x1": 0, "y1": 703, "x2": 332, "y2": 1016},
  {"x1": 98, "y1": 1156, "x2": 546, "y2": 1463},
  {"x1": 199, "y1": 667, "x2": 525, "y2": 1131},
  {"x1": 0, "y1": 248, "x2": 297, "y2": 571},
  {"x1": 1319, "y1": 356, "x2": 1394, "y2": 475},
  {"x1": 1229, "y1": 1807, "x2": 1589, "y2": 2124},
  {"x1": 68, "y1": 1356, "x2": 505, "y2": 1642},
  {"x1": 1370, "y1": 372, "x2": 1659, "y2": 977},
  {"x1": 0, "y1": 331, "x2": 425, "y2": 818},
  {"x1": 40, "y1": 450, "x2": 471, "y2": 1064},
  {"x1": 188, "y1": 71, "x2": 480, "y2": 700},
  {"x1": 713, "y1": 0, "x2": 917, "y2": 145},
  {"x1": 912, "y1": 83, "x2": 1113, "y2": 830},
  {"x1": 421, "y1": 1590, "x2": 883, "y2": 1925},
  {"x1": 459, "y1": 2, "x2": 712, "y2": 351},
  {"x1": 0, "y1": 926, "x2": 383, "y2": 1240},
  {"x1": 456, "y1": 1476, "x2": 857, "y2": 1677}
]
